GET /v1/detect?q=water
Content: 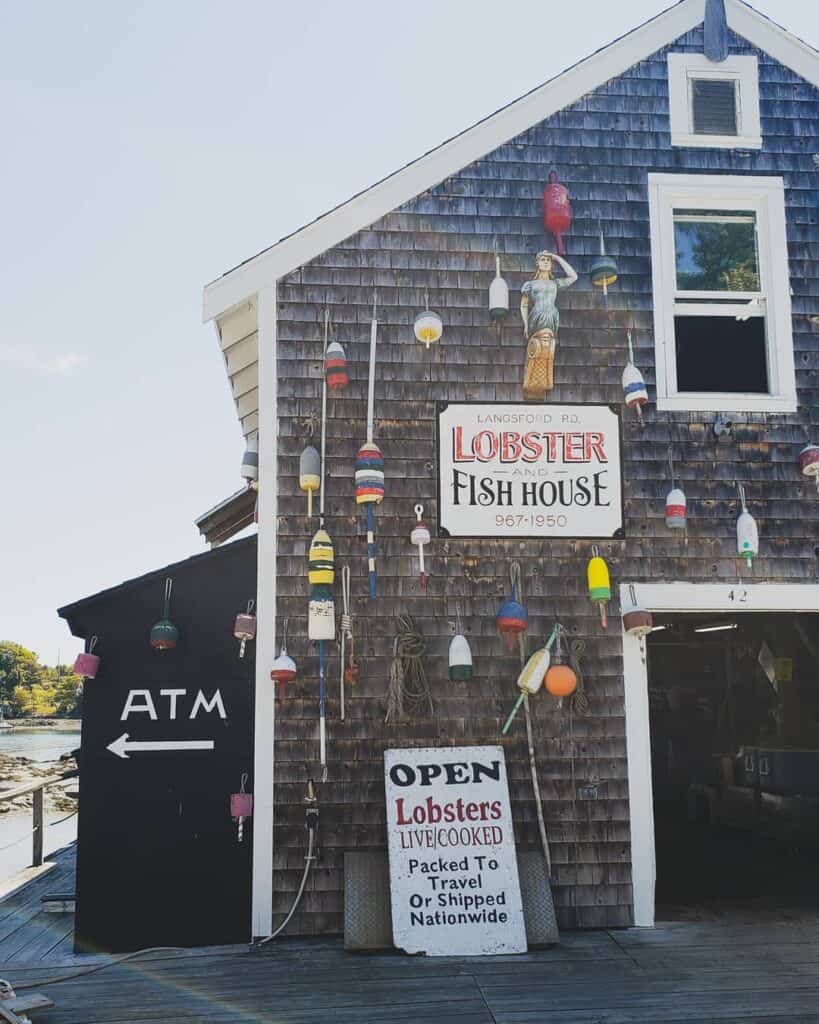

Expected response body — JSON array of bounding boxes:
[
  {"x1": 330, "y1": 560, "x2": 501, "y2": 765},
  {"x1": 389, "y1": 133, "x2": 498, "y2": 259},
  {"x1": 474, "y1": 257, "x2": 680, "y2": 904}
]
[
  {"x1": 0, "y1": 726, "x2": 81, "y2": 763},
  {"x1": 0, "y1": 724, "x2": 81, "y2": 881}
]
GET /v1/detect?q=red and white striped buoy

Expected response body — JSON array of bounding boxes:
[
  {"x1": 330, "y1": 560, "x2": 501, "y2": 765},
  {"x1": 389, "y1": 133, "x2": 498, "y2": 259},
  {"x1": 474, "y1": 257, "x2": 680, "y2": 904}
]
[{"x1": 665, "y1": 448, "x2": 686, "y2": 530}]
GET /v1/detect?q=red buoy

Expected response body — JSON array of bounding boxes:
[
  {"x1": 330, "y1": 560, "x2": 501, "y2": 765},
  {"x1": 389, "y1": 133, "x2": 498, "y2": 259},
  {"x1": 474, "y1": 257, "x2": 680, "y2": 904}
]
[{"x1": 542, "y1": 169, "x2": 572, "y2": 256}]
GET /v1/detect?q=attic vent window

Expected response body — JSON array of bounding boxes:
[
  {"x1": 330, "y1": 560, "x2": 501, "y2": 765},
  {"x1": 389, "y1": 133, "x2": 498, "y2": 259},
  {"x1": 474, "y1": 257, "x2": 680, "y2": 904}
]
[
  {"x1": 668, "y1": 53, "x2": 761, "y2": 150},
  {"x1": 691, "y1": 78, "x2": 738, "y2": 136}
]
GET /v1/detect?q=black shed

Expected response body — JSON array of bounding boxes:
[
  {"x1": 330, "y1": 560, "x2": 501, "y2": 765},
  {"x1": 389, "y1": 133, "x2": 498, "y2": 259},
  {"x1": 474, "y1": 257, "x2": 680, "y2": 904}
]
[{"x1": 59, "y1": 537, "x2": 257, "y2": 952}]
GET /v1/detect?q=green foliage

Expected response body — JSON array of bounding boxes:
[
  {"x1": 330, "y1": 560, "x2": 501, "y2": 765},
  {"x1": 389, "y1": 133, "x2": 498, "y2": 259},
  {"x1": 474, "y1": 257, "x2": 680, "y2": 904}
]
[{"x1": 0, "y1": 642, "x2": 82, "y2": 718}]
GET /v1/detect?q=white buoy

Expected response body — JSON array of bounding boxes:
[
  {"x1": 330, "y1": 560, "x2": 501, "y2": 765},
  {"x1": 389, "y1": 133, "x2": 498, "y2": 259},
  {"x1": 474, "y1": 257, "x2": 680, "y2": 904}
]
[
  {"x1": 736, "y1": 483, "x2": 759, "y2": 568},
  {"x1": 665, "y1": 448, "x2": 686, "y2": 529},
  {"x1": 241, "y1": 435, "x2": 258, "y2": 487},
  {"x1": 489, "y1": 254, "x2": 509, "y2": 321},
  {"x1": 449, "y1": 634, "x2": 473, "y2": 681}
]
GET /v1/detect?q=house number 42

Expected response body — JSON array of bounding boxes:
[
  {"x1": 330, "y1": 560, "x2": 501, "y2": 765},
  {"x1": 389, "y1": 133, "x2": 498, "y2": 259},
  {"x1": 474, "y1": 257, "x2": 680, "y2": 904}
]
[{"x1": 727, "y1": 588, "x2": 750, "y2": 604}]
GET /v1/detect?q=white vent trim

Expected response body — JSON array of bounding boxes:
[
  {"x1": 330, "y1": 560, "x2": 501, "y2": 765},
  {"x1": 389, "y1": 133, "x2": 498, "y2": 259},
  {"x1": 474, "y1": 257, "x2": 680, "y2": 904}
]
[{"x1": 668, "y1": 52, "x2": 762, "y2": 149}]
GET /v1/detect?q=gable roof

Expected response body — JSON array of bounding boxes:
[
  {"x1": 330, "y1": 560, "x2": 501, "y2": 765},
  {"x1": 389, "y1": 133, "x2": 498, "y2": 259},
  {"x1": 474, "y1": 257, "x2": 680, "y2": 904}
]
[{"x1": 202, "y1": 0, "x2": 819, "y2": 323}]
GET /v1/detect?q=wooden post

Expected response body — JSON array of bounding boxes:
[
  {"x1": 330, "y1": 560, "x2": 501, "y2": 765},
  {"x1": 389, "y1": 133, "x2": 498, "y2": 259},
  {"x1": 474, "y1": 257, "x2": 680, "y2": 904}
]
[{"x1": 32, "y1": 787, "x2": 44, "y2": 867}]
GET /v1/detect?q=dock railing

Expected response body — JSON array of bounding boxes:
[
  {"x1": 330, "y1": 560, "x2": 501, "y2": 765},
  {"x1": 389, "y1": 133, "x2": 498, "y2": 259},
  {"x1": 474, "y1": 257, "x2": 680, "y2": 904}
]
[{"x1": 0, "y1": 772, "x2": 78, "y2": 868}]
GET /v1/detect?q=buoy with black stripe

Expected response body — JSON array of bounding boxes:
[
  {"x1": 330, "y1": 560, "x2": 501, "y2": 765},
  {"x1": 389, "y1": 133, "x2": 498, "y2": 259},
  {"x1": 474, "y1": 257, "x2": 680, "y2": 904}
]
[
  {"x1": 325, "y1": 340, "x2": 348, "y2": 391},
  {"x1": 308, "y1": 528, "x2": 335, "y2": 640},
  {"x1": 308, "y1": 528, "x2": 335, "y2": 585}
]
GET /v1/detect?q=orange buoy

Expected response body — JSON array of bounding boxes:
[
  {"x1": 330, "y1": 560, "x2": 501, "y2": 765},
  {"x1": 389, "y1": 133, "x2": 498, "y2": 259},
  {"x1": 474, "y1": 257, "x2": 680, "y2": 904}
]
[{"x1": 545, "y1": 663, "x2": 578, "y2": 698}]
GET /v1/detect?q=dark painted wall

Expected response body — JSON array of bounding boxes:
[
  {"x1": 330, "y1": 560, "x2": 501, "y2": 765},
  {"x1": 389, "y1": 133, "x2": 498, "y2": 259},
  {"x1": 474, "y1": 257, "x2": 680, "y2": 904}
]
[
  {"x1": 64, "y1": 539, "x2": 256, "y2": 952},
  {"x1": 272, "y1": 25, "x2": 819, "y2": 932}
]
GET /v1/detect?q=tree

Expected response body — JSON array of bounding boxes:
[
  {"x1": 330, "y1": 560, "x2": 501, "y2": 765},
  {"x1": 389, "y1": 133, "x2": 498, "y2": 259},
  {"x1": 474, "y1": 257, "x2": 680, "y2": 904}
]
[
  {"x1": 1, "y1": 645, "x2": 83, "y2": 718},
  {"x1": 0, "y1": 642, "x2": 43, "y2": 705}
]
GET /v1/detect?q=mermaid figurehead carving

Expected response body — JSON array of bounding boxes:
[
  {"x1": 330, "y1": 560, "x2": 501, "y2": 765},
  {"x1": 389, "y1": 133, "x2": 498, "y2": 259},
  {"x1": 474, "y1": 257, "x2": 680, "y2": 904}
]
[{"x1": 520, "y1": 250, "x2": 578, "y2": 399}]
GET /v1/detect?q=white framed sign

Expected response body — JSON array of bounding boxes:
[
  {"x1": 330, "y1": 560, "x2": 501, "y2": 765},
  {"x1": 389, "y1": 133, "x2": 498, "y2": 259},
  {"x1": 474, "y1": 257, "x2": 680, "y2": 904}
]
[
  {"x1": 384, "y1": 746, "x2": 526, "y2": 956},
  {"x1": 437, "y1": 402, "x2": 624, "y2": 539}
]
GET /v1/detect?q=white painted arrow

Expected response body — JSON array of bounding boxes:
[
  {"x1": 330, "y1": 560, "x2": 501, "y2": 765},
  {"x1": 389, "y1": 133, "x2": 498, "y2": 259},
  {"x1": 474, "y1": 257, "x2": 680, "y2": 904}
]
[{"x1": 107, "y1": 733, "x2": 215, "y2": 759}]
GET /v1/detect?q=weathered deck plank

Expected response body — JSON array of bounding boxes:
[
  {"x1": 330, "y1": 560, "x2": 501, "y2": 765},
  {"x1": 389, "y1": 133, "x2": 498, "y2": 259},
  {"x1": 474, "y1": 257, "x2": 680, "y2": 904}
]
[{"x1": 4, "y1": 845, "x2": 819, "y2": 1022}]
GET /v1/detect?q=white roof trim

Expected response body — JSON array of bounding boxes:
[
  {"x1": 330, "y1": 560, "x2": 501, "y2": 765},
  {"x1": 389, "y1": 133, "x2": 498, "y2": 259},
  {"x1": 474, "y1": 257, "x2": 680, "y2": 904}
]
[{"x1": 202, "y1": 0, "x2": 818, "y2": 323}]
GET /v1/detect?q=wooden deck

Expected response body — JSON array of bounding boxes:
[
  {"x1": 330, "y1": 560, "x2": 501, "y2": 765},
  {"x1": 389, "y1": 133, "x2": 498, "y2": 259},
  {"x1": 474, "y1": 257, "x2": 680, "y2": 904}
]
[{"x1": 4, "y1": 846, "x2": 819, "y2": 1022}]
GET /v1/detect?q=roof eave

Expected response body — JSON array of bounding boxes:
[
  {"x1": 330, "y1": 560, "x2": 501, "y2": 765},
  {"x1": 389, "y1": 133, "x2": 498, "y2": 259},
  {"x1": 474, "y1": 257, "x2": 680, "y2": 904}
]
[{"x1": 202, "y1": 0, "x2": 819, "y2": 325}]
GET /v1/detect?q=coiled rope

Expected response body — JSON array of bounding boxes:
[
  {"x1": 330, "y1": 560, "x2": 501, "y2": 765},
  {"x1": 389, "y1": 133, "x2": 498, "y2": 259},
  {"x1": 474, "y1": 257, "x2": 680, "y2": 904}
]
[{"x1": 385, "y1": 615, "x2": 433, "y2": 723}]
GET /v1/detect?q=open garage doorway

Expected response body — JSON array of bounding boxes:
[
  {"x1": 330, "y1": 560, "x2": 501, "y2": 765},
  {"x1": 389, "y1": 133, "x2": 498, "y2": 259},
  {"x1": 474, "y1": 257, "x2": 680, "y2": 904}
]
[
  {"x1": 622, "y1": 585, "x2": 819, "y2": 927},
  {"x1": 646, "y1": 611, "x2": 819, "y2": 921}
]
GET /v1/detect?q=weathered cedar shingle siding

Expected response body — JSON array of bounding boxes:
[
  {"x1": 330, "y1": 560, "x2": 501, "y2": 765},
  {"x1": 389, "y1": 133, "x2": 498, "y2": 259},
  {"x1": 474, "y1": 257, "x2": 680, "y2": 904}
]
[{"x1": 272, "y1": 25, "x2": 819, "y2": 934}]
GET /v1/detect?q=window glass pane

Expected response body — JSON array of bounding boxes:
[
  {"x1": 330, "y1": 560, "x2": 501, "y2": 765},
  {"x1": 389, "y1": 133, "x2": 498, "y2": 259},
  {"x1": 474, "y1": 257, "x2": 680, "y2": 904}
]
[
  {"x1": 675, "y1": 315, "x2": 768, "y2": 393},
  {"x1": 674, "y1": 211, "x2": 760, "y2": 292},
  {"x1": 691, "y1": 78, "x2": 738, "y2": 135}
]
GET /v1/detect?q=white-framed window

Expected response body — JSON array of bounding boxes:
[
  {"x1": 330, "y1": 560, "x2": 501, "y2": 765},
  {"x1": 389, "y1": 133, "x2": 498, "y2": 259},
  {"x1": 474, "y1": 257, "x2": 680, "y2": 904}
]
[
  {"x1": 668, "y1": 53, "x2": 762, "y2": 149},
  {"x1": 648, "y1": 173, "x2": 796, "y2": 414}
]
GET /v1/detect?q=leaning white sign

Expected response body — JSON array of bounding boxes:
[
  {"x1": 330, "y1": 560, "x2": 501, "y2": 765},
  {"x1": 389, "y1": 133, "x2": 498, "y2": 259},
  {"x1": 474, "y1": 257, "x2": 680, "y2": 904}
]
[
  {"x1": 438, "y1": 402, "x2": 623, "y2": 538},
  {"x1": 384, "y1": 745, "x2": 527, "y2": 956}
]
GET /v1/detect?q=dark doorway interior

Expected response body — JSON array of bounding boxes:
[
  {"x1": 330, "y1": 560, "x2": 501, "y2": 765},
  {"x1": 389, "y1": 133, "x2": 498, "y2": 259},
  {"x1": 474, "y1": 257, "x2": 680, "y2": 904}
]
[{"x1": 648, "y1": 613, "x2": 819, "y2": 921}]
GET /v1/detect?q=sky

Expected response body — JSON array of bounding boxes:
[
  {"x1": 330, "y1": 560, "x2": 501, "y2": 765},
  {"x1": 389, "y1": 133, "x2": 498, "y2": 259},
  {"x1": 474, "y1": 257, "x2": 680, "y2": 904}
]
[{"x1": 1, "y1": 0, "x2": 817, "y2": 666}]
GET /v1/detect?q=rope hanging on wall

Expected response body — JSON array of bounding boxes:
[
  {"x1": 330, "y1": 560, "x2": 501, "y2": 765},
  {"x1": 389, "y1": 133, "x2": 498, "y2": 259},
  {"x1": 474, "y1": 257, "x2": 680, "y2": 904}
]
[{"x1": 384, "y1": 615, "x2": 433, "y2": 723}]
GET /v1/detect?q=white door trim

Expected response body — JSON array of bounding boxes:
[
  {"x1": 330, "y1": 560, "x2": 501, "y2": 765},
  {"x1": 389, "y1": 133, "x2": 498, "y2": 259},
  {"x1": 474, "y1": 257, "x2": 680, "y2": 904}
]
[
  {"x1": 621, "y1": 582, "x2": 819, "y2": 928},
  {"x1": 252, "y1": 282, "x2": 278, "y2": 938}
]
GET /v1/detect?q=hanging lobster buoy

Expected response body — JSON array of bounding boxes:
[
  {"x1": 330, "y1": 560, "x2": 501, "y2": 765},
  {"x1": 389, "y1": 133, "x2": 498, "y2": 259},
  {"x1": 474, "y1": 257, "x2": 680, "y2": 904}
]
[
  {"x1": 410, "y1": 504, "x2": 430, "y2": 592},
  {"x1": 449, "y1": 604, "x2": 473, "y2": 681},
  {"x1": 449, "y1": 634, "x2": 473, "y2": 681},
  {"x1": 234, "y1": 600, "x2": 256, "y2": 659},
  {"x1": 587, "y1": 549, "x2": 611, "y2": 629},
  {"x1": 356, "y1": 441, "x2": 384, "y2": 598},
  {"x1": 590, "y1": 228, "x2": 618, "y2": 299},
  {"x1": 517, "y1": 646, "x2": 551, "y2": 696},
  {"x1": 230, "y1": 774, "x2": 253, "y2": 844},
  {"x1": 665, "y1": 447, "x2": 686, "y2": 529},
  {"x1": 308, "y1": 585, "x2": 335, "y2": 641},
  {"x1": 241, "y1": 436, "x2": 258, "y2": 487},
  {"x1": 489, "y1": 254, "x2": 509, "y2": 321},
  {"x1": 325, "y1": 341, "x2": 349, "y2": 391},
  {"x1": 270, "y1": 650, "x2": 297, "y2": 695},
  {"x1": 544, "y1": 626, "x2": 577, "y2": 697},
  {"x1": 150, "y1": 578, "x2": 179, "y2": 651},
  {"x1": 73, "y1": 636, "x2": 100, "y2": 679},
  {"x1": 308, "y1": 528, "x2": 335, "y2": 585},
  {"x1": 299, "y1": 445, "x2": 321, "y2": 518},
  {"x1": 542, "y1": 169, "x2": 572, "y2": 256},
  {"x1": 414, "y1": 299, "x2": 443, "y2": 350},
  {"x1": 736, "y1": 483, "x2": 759, "y2": 569},
  {"x1": 622, "y1": 331, "x2": 648, "y2": 424},
  {"x1": 270, "y1": 621, "x2": 296, "y2": 700},
  {"x1": 623, "y1": 584, "x2": 653, "y2": 662},
  {"x1": 799, "y1": 444, "x2": 819, "y2": 493},
  {"x1": 666, "y1": 487, "x2": 687, "y2": 529},
  {"x1": 501, "y1": 625, "x2": 559, "y2": 734},
  {"x1": 497, "y1": 596, "x2": 528, "y2": 651}
]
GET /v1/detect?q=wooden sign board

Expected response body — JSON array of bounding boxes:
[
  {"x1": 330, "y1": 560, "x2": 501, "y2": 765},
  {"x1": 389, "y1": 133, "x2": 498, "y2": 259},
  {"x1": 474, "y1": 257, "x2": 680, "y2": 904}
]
[
  {"x1": 384, "y1": 745, "x2": 527, "y2": 956},
  {"x1": 437, "y1": 402, "x2": 624, "y2": 538}
]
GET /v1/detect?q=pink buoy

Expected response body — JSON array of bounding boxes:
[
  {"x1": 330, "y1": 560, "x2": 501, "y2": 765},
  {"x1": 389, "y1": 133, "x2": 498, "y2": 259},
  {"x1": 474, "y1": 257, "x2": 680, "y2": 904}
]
[
  {"x1": 230, "y1": 773, "x2": 253, "y2": 843},
  {"x1": 230, "y1": 792, "x2": 254, "y2": 818},
  {"x1": 73, "y1": 636, "x2": 100, "y2": 679}
]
